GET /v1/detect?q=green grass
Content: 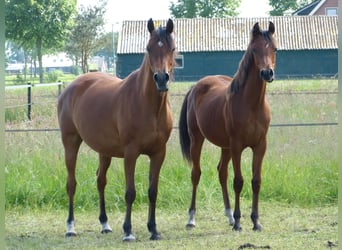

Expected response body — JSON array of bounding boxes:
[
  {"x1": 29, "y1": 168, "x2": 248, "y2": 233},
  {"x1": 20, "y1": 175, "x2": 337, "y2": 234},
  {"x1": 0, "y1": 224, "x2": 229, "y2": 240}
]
[
  {"x1": 5, "y1": 203, "x2": 338, "y2": 249},
  {"x1": 4, "y1": 78, "x2": 338, "y2": 248},
  {"x1": 4, "y1": 79, "x2": 337, "y2": 210}
]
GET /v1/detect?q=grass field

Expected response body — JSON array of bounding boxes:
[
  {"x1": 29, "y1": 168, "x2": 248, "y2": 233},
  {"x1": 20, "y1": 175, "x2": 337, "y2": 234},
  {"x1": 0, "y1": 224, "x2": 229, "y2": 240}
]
[{"x1": 4, "y1": 78, "x2": 338, "y2": 249}]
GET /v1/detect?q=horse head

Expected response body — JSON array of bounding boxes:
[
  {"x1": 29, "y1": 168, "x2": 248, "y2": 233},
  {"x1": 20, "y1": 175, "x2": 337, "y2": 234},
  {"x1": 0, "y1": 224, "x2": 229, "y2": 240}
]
[
  {"x1": 147, "y1": 18, "x2": 176, "y2": 92},
  {"x1": 250, "y1": 22, "x2": 277, "y2": 82}
]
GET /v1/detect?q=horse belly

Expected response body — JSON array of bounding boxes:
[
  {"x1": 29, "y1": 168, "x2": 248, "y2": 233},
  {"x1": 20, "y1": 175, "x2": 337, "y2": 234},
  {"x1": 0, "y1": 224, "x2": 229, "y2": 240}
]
[
  {"x1": 195, "y1": 105, "x2": 230, "y2": 148},
  {"x1": 78, "y1": 124, "x2": 124, "y2": 157},
  {"x1": 199, "y1": 119, "x2": 230, "y2": 148},
  {"x1": 73, "y1": 101, "x2": 124, "y2": 157}
]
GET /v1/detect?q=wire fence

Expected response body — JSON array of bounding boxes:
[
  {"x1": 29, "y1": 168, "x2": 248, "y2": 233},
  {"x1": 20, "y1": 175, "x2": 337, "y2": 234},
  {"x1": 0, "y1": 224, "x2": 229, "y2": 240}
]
[{"x1": 4, "y1": 82, "x2": 338, "y2": 133}]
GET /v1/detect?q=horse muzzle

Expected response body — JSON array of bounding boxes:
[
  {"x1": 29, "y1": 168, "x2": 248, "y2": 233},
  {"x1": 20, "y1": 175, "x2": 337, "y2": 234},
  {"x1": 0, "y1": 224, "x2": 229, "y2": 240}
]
[
  {"x1": 260, "y1": 68, "x2": 274, "y2": 82},
  {"x1": 153, "y1": 72, "x2": 170, "y2": 92}
]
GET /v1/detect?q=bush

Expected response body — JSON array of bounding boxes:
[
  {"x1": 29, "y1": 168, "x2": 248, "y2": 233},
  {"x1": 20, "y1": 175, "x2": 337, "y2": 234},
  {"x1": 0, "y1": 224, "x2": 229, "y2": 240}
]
[{"x1": 45, "y1": 70, "x2": 64, "y2": 83}]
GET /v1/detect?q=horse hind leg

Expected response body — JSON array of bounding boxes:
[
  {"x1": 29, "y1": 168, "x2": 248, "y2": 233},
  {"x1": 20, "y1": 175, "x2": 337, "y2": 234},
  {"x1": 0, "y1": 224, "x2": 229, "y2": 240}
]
[
  {"x1": 62, "y1": 133, "x2": 82, "y2": 237},
  {"x1": 217, "y1": 148, "x2": 235, "y2": 226},
  {"x1": 186, "y1": 131, "x2": 204, "y2": 229},
  {"x1": 97, "y1": 154, "x2": 113, "y2": 234}
]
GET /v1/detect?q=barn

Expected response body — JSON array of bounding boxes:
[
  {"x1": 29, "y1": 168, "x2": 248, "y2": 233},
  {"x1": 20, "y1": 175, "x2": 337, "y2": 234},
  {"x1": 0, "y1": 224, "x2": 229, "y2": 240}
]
[{"x1": 116, "y1": 16, "x2": 338, "y2": 81}]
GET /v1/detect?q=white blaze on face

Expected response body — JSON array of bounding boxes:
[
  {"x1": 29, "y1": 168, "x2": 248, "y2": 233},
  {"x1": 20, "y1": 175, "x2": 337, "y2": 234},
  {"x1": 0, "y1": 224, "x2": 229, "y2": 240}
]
[{"x1": 158, "y1": 41, "x2": 163, "y2": 47}]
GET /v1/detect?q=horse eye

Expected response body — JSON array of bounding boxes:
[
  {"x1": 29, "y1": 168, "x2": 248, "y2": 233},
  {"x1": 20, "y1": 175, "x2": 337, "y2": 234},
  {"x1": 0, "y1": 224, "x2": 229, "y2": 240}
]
[
  {"x1": 274, "y1": 48, "x2": 278, "y2": 52},
  {"x1": 146, "y1": 47, "x2": 151, "y2": 53}
]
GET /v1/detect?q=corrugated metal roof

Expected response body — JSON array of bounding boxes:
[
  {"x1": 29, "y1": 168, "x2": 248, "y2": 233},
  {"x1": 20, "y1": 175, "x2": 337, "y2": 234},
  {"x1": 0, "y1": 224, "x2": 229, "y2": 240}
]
[{"x1": 117, "y1": 16, "x2": 337, "y2": 54}]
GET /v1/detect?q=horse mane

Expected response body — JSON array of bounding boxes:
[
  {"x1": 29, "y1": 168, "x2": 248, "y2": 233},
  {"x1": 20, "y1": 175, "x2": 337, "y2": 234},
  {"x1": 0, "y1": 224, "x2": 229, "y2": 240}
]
[{"x1": 229, "y1": 29, "x2": 275, "y2": 94}]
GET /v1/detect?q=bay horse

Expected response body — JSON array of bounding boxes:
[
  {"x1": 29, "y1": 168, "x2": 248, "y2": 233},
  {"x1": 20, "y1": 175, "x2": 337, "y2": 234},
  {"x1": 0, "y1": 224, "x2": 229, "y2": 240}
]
[
  {"x1": 178, "y1": 22, "x2": 277, "y2": 231},
  {"x1": 57, "y1": 18, "x2": 176, "y2": 241}
]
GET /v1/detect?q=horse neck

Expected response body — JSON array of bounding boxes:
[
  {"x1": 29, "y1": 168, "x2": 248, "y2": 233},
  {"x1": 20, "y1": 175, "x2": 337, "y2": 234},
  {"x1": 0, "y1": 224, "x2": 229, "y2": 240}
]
[
  {"x1": 138, "y1": 55, "x2": 169, "y2": 115},
  {"x1": 232, "y1": 51, "x2": 267, "y2": 108}
]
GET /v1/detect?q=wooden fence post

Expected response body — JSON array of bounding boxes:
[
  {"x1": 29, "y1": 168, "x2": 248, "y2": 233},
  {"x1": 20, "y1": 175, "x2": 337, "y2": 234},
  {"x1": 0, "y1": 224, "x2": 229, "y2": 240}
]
[
  {"x1": 58, "y1": 81, "x2": 61, "y2": 96},
  {"x1": 27, "y1": 82, "x2": 31, "y2": 120}
]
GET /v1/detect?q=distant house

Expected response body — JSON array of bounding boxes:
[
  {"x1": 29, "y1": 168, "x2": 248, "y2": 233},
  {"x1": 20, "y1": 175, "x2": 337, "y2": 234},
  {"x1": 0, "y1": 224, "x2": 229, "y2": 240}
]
[
  {"x1": 43, "y1": 53, "x2": 107, "y2": 73},
  {"x1": 116, "y1": 16, "x2": 338, "y2": 81},
  {"x1": 89, "y1": 56, "x2": 107, "y2": 72},
  {"x1": 293, "y1": 0, "x2": 338, "y2": 16},
  {"x1": 6, "y1": 63, "x2": 25, "y2": 74},
  {"x1": 43, "y1": 53, "x2": 73, "y2": 73}
]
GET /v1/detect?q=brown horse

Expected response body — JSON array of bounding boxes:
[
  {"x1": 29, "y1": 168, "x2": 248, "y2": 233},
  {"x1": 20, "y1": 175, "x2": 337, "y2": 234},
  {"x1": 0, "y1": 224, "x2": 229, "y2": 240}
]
[
  {"x1": 178, "y1": 22, "x2": 277, "y2": 231},
  {"x1": 58, "y1": 18, "x2": 176, "y2": 241}
]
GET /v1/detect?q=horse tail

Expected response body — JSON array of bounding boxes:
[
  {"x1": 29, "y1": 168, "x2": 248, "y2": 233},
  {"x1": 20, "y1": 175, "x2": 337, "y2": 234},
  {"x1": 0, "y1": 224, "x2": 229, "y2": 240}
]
[{"x1": 178, "y1": 88, "x2": 192, "y2": 162}]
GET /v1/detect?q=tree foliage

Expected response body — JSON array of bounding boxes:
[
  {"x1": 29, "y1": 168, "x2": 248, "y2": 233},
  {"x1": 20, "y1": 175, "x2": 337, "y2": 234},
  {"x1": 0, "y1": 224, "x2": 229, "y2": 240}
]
[
  {"x1": 65, "y1": 1, "x2": 107, "y2": 73},
  {"x1": 269, "y1": 0, "x2": 310, "y2": 16},
  {"x1": 170, "y1": 0, "x2": 241, "y2": 18},
  {"x1": 5, "y1": 0, "x2": 76, "y2": 83}
]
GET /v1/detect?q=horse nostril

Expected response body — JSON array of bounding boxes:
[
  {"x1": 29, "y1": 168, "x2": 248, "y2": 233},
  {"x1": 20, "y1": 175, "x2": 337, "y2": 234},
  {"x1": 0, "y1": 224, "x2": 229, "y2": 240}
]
[
  {"x1": 260, "y1": 70, "x2": 265, "y2": 78},
  {"x1": 153, "y1": 73, "x2": 158, "y2": 82},
  {"x1": 165, "y1": 73, "x2": 170, "y2": 82},
  {"x1": 269, "y1": 69, "x2": 274, "y2": 77}
]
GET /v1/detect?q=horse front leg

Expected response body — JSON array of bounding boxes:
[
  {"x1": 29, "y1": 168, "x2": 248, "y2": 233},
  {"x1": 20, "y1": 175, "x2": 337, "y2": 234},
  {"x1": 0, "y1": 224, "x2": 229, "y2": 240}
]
[
  {"x1": 147, "y1": 148, "x2": 166, "y2": 240},
  {"x1": 97, "y1": 154, "x2": 113, "y2": 234},
  {"x1": 122, "y1": 148, "x2": 138, "y2": 241},
  {"x1": 231, "y1": 145, "x2": 244, "y2": 231},
  {"x1": 251, "y1": 140, "x2": 267, "y2": 231},
  {"x1": 217, "y1": 148, "x2": 234, "y2": 226}
]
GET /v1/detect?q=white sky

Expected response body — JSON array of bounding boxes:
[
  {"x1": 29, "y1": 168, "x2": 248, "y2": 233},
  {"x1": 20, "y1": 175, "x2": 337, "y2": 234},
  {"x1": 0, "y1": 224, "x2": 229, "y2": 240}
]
[{"x1": 77, "y1": 0, "x2": 271, "y2": 31}]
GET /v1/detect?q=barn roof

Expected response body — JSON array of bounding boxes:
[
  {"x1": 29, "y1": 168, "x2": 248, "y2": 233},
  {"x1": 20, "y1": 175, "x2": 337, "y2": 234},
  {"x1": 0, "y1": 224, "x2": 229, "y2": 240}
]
[{"x1": 117, "y1": 16, "x2": 338, "y2": 54}]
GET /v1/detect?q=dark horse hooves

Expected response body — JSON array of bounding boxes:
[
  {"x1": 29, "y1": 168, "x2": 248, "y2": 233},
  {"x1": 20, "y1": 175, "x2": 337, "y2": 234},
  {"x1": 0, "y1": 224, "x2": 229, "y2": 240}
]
[
  {"x1": 253, "y1": 224, "x2": 262, "y2": 231},
  {"x1": 65, "y1": 232, "x2": 77, "y2": 237},
  {"x1": 150, "y1": 233, "x2": 161, "y2": 240},
  {"x1": 232, "y1": 224, "x2": 242, "y2": 231},
  {"x1": 186, "y1": 223, "x2": 196, "y2": 229}
]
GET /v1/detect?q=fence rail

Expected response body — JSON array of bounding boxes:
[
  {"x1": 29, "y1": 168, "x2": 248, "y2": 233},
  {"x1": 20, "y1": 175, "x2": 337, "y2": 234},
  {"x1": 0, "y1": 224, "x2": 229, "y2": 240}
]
[
  {"x1": 5, "y1": 82, "x2": 64, "y2": 120},
  {"x1": 5, "y1": 82, "x2": 338, "y2": 131},
  {"x1": 4, "y1": 122, "x2": 338, "y2": 133}
]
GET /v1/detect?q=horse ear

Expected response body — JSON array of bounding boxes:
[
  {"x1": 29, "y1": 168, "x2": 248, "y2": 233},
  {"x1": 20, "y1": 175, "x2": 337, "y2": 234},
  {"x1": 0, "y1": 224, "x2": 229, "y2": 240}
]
[
  {"x1": 166, "y1": 18, "x2": 174, "y2": 34},
  {"x1": 148, "y1": 18, "x2": 155, "y2": 34},
  {"x1": 268, "y1": 21, "x2": 275, "y2": 35},
  {"x1": 252, "y1": 22, "x2": 261, "y2": 37}
]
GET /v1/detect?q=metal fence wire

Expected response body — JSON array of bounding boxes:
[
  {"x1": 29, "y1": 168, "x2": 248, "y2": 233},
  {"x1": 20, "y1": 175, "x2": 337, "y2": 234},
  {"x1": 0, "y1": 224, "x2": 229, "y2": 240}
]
[{"x1": 4, "y1": 82, "x2": 338, "y2": 133}]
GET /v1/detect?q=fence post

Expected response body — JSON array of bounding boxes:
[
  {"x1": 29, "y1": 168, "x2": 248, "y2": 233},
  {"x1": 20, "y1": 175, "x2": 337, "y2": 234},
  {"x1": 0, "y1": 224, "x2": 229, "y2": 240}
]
[
  {"x1": 58, "y1": 80, "x2": 62, "y2": 96},
  {"x1": 27, "y1": 82, "x2": 31, "y2": 120}
]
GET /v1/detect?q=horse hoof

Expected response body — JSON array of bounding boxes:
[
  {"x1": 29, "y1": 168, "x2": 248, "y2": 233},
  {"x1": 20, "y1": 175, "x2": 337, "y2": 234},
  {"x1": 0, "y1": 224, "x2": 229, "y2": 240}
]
[
  {"x1": 150, "y1": 233, "x2": 161, "y2": 240},
  {"x1": 123, "y1": 234, "x2": 136, "y2": 242},
  {"x1": 101, "y1": 229, "x2": 113, "y2": 234},
  {"x1": 232, "y1": 224, "x2": 242, "y2": 231},
  {"x1": 65, "y1": 231, "x2": 77, "y2": 237},
  {"x1": 253, "y1": 224, "x2": 262, "y2": 231},
  {"x1": 186, "y1": 223, "x2": 196, "y2": 229}
]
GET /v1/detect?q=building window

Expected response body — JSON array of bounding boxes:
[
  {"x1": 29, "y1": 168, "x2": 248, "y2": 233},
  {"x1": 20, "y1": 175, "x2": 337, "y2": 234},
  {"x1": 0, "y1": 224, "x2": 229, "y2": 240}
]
[
  {"x1": 175, "y1": 55, "x2": 184, "y2": 69},
  {"x1": 326, "y1": 7, "x2": 337, "y2": 16}
]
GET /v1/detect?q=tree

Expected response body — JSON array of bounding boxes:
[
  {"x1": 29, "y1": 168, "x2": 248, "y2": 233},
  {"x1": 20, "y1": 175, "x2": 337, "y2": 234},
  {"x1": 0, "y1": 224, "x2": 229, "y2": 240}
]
[
  {"x1": 94, "y1": 31, "x2": 118, "y2": 72},
  {"x1": 269, "y1": 0, "x2": 310, "y2": 16},
  {"x1": 65, "y1": 1, "x2": 107, "y2": 73},
  {"x1": 5, "y1": 0, "x2": 76, "y2": 83},
  {"x1": 170, "y1": 0, "x2": 241, "y2": 18}
]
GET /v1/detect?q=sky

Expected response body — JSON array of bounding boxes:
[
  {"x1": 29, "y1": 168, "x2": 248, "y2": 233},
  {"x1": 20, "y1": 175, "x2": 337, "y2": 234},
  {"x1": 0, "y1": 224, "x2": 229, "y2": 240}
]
[{"x1": 77, "y1": 0, "x2": 271, "y2": 31}]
